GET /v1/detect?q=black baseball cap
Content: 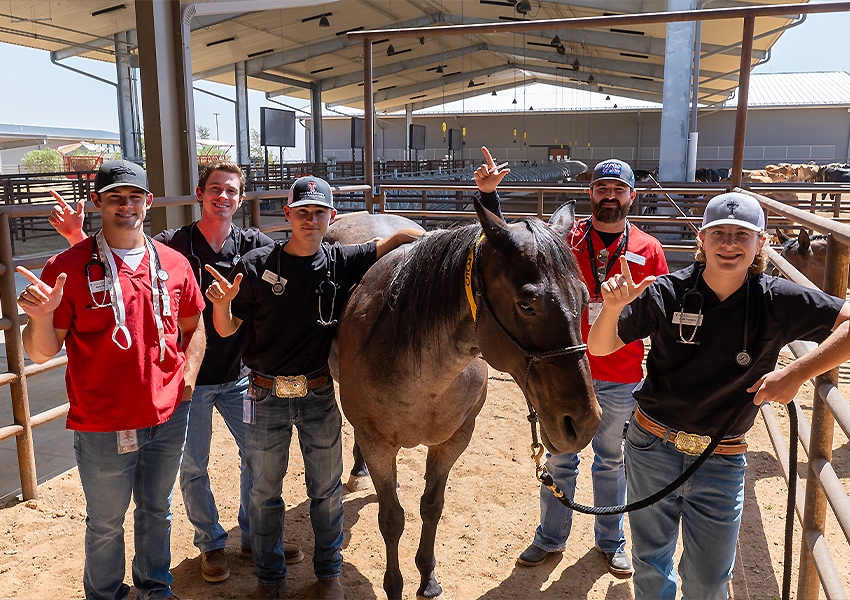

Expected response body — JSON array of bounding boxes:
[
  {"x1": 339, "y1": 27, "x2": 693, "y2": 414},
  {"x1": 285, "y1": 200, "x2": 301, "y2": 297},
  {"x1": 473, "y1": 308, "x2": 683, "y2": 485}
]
[
  {"x1": 591, "y1": 159, "x2": 635, "y2": 188},
  {"x1": 94, "y1": 160, "x2": 151, "y2": 195},
  {"x1": 287, "y1": 176, "x2": 334, "y2": 210}
]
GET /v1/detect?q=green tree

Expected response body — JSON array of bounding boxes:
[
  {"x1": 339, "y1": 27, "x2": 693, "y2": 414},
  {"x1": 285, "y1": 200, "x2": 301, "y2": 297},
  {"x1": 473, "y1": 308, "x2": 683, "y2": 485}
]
[
  {"x1": 197, "y1": 124, "x2": 211, "y2": 140},
  {"x1": 20, "y1": 147, "x2": 63, "y2": 174},
  {"x1": 250, "y1": 128, "x2": 278, "y2": 165}
]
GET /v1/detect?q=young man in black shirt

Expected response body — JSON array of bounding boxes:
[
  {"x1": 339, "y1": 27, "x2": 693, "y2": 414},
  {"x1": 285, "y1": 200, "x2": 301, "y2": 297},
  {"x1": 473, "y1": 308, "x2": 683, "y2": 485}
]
[
  {"x1": 207, "y1": 176, "x2": 421, "y2": 600},
  {"x1": 49, "y1": 162, "x2": 303, "y2": 583},
  {"x1": 589, "y1": 192, "x2": 850, "y2": 598}
]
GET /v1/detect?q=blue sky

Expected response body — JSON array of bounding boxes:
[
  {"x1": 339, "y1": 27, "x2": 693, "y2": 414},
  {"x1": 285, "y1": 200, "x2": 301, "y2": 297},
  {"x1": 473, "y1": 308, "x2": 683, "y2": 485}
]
[{"x1": 1, "y1": 2, "x2": 848, "y2": 161}]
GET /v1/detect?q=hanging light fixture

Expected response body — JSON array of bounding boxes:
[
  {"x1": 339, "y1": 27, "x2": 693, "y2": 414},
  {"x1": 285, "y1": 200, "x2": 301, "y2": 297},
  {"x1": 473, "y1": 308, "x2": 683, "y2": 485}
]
[
  {"x1": 387, "y1": 44, "x2": 395, "y2": 55},
  {"x1": 435, "y1": 65, "x2": 444, "y2": 74},
  {"x1": 587, "y1": 74, "x2": 595, "y2": 84},
  {"x1": 572, "y1": 58, "x2": 580, "y2": 71},
  {"x1": 605, "y1": 95, "x2": 611, "y2": 100},
  {"x1": 597, "y1": 86, "x2": 604, "y2": 93},
  {"x1": 512, "y1": 98, "x2": 517, "y2": 104},
  {"x1": 492, "y1": 90, "x2": 497, "y2": 96},
  {"x1": 613, "y1": 104, "x2": 618, "y2": 108},
  {"x1": 515, "y1": 0, "x2": 531, "y2": 15},
  {"x1": 318, "y1": 14, "x2": 330, "y2": 27},
  {"x1": 556, "y1": 44, "x2": 566, "y2": 55},
  {"x1": 551, "y1": 35, "x2": 561, "y2": 46}
]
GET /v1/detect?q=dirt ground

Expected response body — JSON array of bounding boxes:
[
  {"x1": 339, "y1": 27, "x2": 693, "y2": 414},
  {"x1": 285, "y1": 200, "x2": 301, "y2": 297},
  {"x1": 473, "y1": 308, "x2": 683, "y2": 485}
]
[{"x1": 2, "y1": 358, "x2": 850, "y2": 600}]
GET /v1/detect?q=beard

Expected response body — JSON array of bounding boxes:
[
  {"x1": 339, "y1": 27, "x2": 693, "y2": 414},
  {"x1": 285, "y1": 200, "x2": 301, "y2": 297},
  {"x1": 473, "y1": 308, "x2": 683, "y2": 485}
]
[{"x1": 591, "y1": 199, "x2": 629, "y2": 223}]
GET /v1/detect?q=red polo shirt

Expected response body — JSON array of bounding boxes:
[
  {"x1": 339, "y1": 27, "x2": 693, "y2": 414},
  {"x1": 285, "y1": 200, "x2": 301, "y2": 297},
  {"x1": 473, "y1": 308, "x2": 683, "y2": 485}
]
[
  {"x1": 40, "y1": 237, "x2": 205, "y2": 432},
  {"x1": 568, "y1": 219, "x2": 668, "y2": 383}
]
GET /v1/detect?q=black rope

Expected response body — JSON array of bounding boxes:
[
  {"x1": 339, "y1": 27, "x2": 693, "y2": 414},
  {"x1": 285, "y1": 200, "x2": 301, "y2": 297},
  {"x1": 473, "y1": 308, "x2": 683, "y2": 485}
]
[
  {"x1": 539, "y1": 398, "x2": 752, "y2": 515},
  {"x1": 782, "y1": 402, "x2": 798, "y2": 600}
]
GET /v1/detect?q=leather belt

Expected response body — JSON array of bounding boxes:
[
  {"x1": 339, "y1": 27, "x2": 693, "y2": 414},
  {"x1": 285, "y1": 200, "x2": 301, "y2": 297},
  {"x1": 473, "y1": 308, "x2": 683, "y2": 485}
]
[
  {"x1": 634, "y1": 407, "x2": 747, "y2": 456},
  {"x1": 250, "y1": 366, "x2": 331, "y2": 398}
]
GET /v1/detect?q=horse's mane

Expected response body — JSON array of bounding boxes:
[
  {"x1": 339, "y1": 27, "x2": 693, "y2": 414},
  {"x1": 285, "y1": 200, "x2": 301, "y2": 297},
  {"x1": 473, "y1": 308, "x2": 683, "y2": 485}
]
[{"x1": 361, "y1": 218, "x2": 580, "y2": 371}]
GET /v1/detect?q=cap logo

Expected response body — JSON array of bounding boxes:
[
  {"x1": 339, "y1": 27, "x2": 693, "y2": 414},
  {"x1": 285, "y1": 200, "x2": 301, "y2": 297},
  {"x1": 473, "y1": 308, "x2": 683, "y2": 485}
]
[
  {"x1": 601, "y1": 162, "x2": 622, "y2": 176},
  {"x1": 109, "y1": 165, "x2": 137, "y2": 177},
  {"x1": 307, "y1": 181, "x2": 317, "y2": 193}
]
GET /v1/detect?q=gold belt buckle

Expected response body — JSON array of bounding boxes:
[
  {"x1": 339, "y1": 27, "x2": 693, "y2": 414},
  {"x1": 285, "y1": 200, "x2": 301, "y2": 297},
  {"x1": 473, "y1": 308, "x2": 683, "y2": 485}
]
[
  {"x1": 274, "y1": 375, "x2": 308, "y2": 398},
  {"x1": 675, "y1": 431, "x2": 712, "y2": 456}
]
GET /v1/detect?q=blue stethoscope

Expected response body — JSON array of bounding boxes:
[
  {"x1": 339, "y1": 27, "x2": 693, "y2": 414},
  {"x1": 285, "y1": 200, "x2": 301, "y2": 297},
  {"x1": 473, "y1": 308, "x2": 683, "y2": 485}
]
[{"x1": 677, "y1": 267, "x2": 752, "y2": 367}]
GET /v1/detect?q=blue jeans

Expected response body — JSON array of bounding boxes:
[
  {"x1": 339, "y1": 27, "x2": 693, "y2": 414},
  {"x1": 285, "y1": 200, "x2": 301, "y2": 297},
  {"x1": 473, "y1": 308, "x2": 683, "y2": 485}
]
[
  {"x1": 180, "y1": 375, "x2": 252, "y2": 552},
  {"x1": 625, "y1": 418, "x2": 745, "y2": 599},
  {"x1": 74, "y1": 400, "x2": 189, "y2": 600},
  {"x1": 533, "y1": 380, "x2": 636, "y2": 553},
  {"x1": 244, "y1": 380, "x2": 344, "y2": 587}
]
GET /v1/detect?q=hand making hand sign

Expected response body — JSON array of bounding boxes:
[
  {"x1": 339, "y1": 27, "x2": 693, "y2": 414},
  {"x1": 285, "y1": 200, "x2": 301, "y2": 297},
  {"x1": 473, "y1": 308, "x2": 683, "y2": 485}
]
[
  {"x1": 204, "y1": 264, "x2": 242, "y2": 305},
  {"x1": 473, "y1": 146, "x2": 510, "y2": 194},
  {"x1": 599, "y1": 255, "x2": 656, "y2": 312},
  {"x1": 16, "y1": 266, "x2": 66, "y2": 321},
  {"x1": 48, "y1": 190, "x2": 87, "y2": 246}
]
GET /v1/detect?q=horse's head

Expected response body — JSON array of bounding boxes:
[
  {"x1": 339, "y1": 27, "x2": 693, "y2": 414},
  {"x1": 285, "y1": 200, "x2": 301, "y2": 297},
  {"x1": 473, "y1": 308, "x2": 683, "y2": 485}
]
[
  {"x1": 472, "y1": 196, "x2": 601, "y2": 454},
  {"x1": 779, "y1": 228, "x2": 828, "y2": 289}
]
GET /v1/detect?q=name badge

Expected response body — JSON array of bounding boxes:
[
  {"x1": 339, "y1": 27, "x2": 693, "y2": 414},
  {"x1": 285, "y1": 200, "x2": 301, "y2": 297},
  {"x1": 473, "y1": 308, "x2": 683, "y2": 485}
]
[
  {"x1": 117, "y1": 430, "x2": 138, "y2": 454},
  {"x1": 261, "y1": 270, "x2": 279, "y2": 284},
  {"x1": 625, "y1": 251, "x2": 646, "y2": 266},
  {"x1": 587, "y1": 300, "x2": 603, "y2": 325},
  {"x1": 672, "y1": 312, "x2": 703, "y2": 326},
  {"x1": 88, "y1": 280, "x2": 106, "y2": 293}
]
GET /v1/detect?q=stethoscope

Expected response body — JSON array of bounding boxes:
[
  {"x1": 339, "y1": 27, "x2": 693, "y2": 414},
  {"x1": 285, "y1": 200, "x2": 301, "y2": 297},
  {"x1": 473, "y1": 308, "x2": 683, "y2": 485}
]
[
  {"x1": 85, "y1": 234, "x2": 168, "y2": 309},
  {"x1": 676, "y1": 267, "x2": 752, "y2": 367},
  {"x1": 187, "y1": 221, "x2": 242, "y2": 284},
  {"x1": 569, "y1": 217, "x2": 630, "y2": 296},
  {"x1": 270, "y1": 242, "x2": 339, "y2": 326}
]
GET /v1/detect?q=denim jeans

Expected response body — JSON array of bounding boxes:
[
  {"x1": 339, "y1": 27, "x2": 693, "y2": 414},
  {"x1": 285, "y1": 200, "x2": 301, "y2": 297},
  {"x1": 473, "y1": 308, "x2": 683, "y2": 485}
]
[
  {"x1": 244, "y1": 380, "x2": 344, "y2": 586},
  {"x1": 533, "y1": 380, "x2": 636, "y2": 553},
  {"x1": 625, "y1": 418, "x2": 745, "y2": 599},
  {"x1": 74, "y1": 400, "x2": 189, "y2": 600},
  {"x1": 180, "y1": 375, "x2": 252, "y2": 552}
]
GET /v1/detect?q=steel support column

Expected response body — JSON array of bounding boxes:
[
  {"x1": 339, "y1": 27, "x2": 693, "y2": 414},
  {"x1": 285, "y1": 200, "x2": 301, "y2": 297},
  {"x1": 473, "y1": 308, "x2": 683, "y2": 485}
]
[
  {"x1": 730, "y1": 14, "x2": 754, "y2": 189},
  {"x1": 235, "y1": 61, "x2": 250, "y2": 168},
  {"x1": 135, "y1": 0, "x2": 198, "y2": 233},
  {"x1": 363, "y1": 39, "x2": 374, "y2": 212},
  {"x1": 658, "y1": 0, "x2": 695, "y2": 182},
  {"x1": 311, "y1": 81, "x2": 324, "y2": 163},
  {"x1": 405, "y1": 105, "x2": 413, "y2": 161},
  {"x1": 798, "y1": 235, "x2": 850, "y2": 598},
  {"x1": 115, "y1": 31, "x2": 141, "y2": 163}
]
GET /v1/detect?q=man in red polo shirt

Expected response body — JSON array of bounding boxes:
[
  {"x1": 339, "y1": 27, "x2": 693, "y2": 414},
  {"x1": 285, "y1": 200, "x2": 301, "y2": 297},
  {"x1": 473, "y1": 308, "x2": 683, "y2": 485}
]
[{"x1": 17, "y1": 160, "x2": 206, "y2": 600}]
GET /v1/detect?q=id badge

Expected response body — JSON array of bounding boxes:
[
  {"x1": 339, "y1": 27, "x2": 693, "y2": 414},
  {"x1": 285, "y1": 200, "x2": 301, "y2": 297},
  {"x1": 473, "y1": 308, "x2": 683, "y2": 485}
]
[
  {"x1": 243, "y1": 386, "x2": 256, "y2": 425},
  {"x1": 117, "y1": 430, "x2": 138, "y2": 454},
  {"x1": 587, "y1": 300, "x2": 603, "y2": 325}
]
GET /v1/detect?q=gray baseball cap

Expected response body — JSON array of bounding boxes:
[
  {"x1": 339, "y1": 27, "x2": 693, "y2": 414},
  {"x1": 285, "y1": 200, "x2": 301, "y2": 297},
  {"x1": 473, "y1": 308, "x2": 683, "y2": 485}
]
[
  {"x1": 700, "y1": 192, "x2": 765, "y2": 232},
  {"x1": 94, "y1": 160, "x2": 150, "y2": 195},
  {"x1": 287, "y1": 176, "x2": 334, "y2": 209},
  {"x1": 591, "y1": 159, "x2": 635, "y2": 188}
]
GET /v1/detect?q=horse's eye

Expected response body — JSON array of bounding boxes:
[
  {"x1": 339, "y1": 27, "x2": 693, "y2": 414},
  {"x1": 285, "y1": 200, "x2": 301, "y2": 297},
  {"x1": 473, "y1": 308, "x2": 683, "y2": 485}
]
[{"x1": 517, "y1": 301, "x2": 534, "y2": 313}]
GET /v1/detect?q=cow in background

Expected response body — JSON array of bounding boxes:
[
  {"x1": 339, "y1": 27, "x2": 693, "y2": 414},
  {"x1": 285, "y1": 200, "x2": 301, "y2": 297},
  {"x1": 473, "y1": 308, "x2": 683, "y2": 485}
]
[{"x1": 817, "y1": 164, "x2": 850, "y2": 201}]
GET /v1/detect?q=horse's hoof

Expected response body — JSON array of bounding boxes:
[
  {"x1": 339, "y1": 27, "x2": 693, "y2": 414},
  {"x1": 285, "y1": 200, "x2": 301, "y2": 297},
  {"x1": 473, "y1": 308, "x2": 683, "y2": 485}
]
[
  {"x1": 416, "y1": 592, "x2": 445, "y2": 600},
  {"x1": 345, "y1": 474, "x2": 372, "y2": 492}
]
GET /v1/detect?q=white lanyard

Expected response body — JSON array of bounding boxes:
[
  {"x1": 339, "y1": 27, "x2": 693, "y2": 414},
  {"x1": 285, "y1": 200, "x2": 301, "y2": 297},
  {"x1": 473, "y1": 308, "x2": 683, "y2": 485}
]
[{"x1": 95, "y1": 231, "x2": 170, "y2": 361}]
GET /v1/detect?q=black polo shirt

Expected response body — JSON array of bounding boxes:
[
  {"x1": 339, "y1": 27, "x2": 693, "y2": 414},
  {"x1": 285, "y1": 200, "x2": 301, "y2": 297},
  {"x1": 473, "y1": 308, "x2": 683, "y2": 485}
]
[
  {"x1": 617, "y1": 262, "x2": 845, "y2": 437},
  {"x1": 231, "y1": 240, "x2": 377, "y2": 377},
  {"x1": 156, "y1": 224, "x2": 274, "y2": 385}
]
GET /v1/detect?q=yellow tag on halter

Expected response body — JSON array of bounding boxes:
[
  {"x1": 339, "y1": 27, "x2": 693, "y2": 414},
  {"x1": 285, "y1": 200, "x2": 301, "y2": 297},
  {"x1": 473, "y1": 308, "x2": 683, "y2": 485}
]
[{"x1": 464, "y1": 233, "x2": 486, "y2": 320}]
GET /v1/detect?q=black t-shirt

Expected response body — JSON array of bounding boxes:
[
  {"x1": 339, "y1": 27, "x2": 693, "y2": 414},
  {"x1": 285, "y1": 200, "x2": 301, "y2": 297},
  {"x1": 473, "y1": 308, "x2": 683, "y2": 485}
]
[
  {"x1": 231, "y1": 240, "x2": 377, "y2": 376},
  {"x1": 156, "y1": 224, "x2": 274, "y2": 385},
  {"x1": 617, "y1": 262, "x2": 845, "y2": 437}
]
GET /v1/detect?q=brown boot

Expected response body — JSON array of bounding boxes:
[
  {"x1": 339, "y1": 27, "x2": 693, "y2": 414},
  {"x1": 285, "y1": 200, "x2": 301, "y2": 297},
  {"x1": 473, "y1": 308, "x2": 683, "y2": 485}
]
[
  {"x1": 284, "y1": 541, "x2": 304, "y2": 564},
  {"x1": 250, "y1": 580, "x2": 286, "y2": 599},
  {"x1": 200, "y1": 548, "x2": 230, "y2": 582},
  {"x1": 316, "y1": 577, "x2": 344, "y2": 600}
]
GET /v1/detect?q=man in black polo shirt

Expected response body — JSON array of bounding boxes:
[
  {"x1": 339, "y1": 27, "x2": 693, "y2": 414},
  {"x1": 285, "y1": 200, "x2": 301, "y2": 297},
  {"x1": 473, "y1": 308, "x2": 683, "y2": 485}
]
[
  {"x1": 48, "y1": 161, "x2": 303, "y2": 583},
  {"x1": 588, "y1": 192, "x2": 850, "y2": 598},
  {"x1": 206, "y1": 175, "x2": 421, "y2": 600}
]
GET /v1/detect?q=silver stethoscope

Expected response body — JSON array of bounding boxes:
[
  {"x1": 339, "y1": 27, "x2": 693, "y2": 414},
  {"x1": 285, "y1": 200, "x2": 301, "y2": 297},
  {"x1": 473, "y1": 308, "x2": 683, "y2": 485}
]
[
  {"x1": 187, "y1": 221, "x2": 242, "y2": 284},
  {"x1": 676, "y1": 267, "x2": 752, "y2": 367},
  {"x1": 270, "y1": 242, "x2": 339, "y2": 326}
]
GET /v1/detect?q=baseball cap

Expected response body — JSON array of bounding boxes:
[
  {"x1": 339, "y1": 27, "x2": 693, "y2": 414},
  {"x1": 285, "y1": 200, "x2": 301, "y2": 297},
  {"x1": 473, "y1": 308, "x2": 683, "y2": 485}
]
[
  {"x1": 94, "y1": 160, "x2": 150, "y2": 195},
  {"x1": 591, "y1": 159, "x2": 635, "y2": 188},
  {"x1": 287, "y1": 176, "x2": 334, "y2": 210},
  {"x1": 700, "y1": 192, "x2": 765, "y2": 232}
]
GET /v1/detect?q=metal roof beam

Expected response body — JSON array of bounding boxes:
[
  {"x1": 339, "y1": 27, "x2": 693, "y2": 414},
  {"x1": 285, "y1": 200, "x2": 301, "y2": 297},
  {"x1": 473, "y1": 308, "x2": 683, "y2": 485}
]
[
  {"x1": 251, "y1": 72, "x2": 315, "y2": 90},
  {"x1": 379, "y1": 79, "x2": 537, "y2": 113},
  {"x1": 521, "y1": 64, "x2": 665, "y2": 95},
  {"x1": 327, "y1": 63, "x2": 516, "y2": 107},
  {"x1": 538, "y1": 75, "x2": 665, "y2": 104}
]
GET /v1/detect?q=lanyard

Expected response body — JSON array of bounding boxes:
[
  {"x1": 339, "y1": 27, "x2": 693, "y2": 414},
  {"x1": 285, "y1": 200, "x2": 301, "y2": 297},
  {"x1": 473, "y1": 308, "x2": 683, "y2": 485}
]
[
  {"x1": 94, "y1": 231, "x2": 171, "y2": 361},
  {"x1": 584, "y1": 218, "x2": 630, "y2": 296}
]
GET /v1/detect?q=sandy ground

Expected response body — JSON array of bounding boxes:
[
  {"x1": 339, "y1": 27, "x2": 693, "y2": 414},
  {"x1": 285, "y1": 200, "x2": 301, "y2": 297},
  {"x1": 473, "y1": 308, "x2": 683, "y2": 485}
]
[{"x1": 2, "y1": 358, "x2": 850, "y2": 600}]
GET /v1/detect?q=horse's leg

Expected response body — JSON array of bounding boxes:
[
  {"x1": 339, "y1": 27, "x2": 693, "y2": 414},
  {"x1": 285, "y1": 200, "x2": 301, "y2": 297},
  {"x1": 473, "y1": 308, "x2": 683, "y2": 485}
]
[
  {"x1": 358, "y1": 431, "x2": 406, "y2": 599},
  {"x1": 345, "y1": 441, "x2": 371, "y2": 492},
  {"x1": 415, "y1": 414, "x2": 479, "y2": 600}
]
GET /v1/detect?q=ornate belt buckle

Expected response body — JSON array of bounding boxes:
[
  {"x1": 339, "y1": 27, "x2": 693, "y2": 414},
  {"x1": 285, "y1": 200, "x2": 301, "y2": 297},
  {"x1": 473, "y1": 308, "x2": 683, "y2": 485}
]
[
  {"x1": 275, "y1": 375, "x2": 308, "y2": 398},
  {"x1": 675, "y1": 431, "x2": 711, "y2": 456}
]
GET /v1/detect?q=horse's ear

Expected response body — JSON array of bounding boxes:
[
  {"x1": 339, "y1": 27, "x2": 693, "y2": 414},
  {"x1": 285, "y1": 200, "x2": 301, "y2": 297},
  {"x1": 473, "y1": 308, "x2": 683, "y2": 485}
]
[
  {"x1": 473, "y1": 195, "x2": 516, "y2": 253},
  {"x1": 548, "y1": 201, "x2": 576, "y2": 238},
  {"x1": 798, "y1": 229, "x2": 811, "y2": 253},
  {"x1": 774, "y1": 226, "x2": 789, "y2": 244}
]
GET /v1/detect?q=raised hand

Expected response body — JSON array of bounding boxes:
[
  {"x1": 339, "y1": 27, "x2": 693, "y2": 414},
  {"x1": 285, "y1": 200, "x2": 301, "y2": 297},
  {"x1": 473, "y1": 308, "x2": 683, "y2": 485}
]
[
  {"x1": 205, "y1": 264, "x2": 242, "y2": 305},
  {"x1": 47, "y1": 190, "x2": 86, "y2": 244},
  {"x1": 473, "y1": 146, "x2": 510, "y2": 194},
  {"x1": 16, "y1": 266, "x2": 66, "y2": 320},
  {"x1": 600, "y1": 256, "x2": 656, "y2": 310}
]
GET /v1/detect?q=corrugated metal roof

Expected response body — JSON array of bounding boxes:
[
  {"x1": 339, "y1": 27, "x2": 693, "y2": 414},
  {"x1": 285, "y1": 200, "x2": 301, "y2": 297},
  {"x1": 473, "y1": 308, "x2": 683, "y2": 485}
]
[{"x1": 738, "y1": 71, "x2": 850, "y2": 106}]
